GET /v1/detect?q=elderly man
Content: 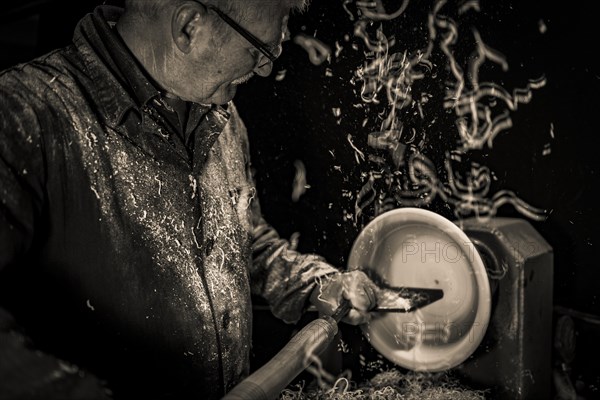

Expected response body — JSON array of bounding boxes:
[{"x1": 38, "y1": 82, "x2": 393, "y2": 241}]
[{"x1": 0, "y1": 0, "x2": 378, "y2": 398}]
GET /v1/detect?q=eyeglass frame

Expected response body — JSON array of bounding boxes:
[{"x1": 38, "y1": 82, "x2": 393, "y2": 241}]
[{"x1": 201, "y1": 3, "x2": 279, "y2": 68}]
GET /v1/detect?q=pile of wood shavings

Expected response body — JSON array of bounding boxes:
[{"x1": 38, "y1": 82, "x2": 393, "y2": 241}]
[{"x1": 279, "y1": 369, "x2": 488, "y2": 399}]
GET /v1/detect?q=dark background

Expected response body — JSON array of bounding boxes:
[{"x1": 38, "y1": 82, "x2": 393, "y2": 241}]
[{"x1": 1, "y1": 0, "x2": 598, "y2": 397}]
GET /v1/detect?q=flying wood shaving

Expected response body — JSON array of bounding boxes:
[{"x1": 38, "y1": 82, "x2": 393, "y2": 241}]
[
  {"x1": 357, "y1": 0, "x2": 410, "y2": 21},
  {"x1": 294, "y1": 34, "x2": 332, "y2": 66},
  {"x1": 292, "y1": 160, "x2": 309, "y2": 202},
  {"x1": 347, "y1": 134, "x2": 366, "y2": 163},
  {"x1": 347, "y1": 0, "x2": 547, "y2": 223}
]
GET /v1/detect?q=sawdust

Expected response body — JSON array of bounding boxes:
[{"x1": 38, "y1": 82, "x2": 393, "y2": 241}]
[{"x1": 279, "y1": 369, "x2": 487, "y2": 399}]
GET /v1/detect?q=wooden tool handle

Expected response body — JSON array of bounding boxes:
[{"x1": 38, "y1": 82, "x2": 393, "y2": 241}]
[{"x1": 222, "y1": 316, "x2": 339, "y2": 400}]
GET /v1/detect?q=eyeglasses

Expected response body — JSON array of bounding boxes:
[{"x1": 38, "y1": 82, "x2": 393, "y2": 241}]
[{"x1": 204, "y1": 4, "x2": 278, "y2": 69}]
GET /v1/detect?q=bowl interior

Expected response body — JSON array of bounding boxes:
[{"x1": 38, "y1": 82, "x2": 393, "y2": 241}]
[{"x1": 348, "y1": 208, "x2": 491, "y2": 372}]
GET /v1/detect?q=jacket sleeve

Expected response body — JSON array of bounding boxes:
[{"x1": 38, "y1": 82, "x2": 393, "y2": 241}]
[
  {"x1": 228, "y1": 102, "x2": 339, "y2": 324},
  {"x1": 0, "y1": 83, "x2": 47, "y2": 273},
  {"x1": 249, "y1": 196, "x2": 339, "y2": 324}
]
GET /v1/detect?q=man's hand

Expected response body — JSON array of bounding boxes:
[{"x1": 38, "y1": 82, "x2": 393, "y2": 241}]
[{"x1": 309, "y1": 270, "x2": 378, "y2": 325}]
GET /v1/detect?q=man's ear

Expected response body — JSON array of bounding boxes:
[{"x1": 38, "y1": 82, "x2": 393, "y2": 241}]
[{"x1": 172, "y1": 3, "x2": 208, "y2": 54}]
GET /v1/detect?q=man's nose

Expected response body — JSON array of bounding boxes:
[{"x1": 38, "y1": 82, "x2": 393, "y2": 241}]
[
  {"x1": 253, "y1": 61, "x2": 273, "y2": 77},
  {"x1": 254, "y1": 45, "x2": 282, "y2": 77}
]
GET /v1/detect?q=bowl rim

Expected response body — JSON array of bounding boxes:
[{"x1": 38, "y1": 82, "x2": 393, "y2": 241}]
[{"x1": 348, "y1": 207, "x2": 492, "y2": 371}]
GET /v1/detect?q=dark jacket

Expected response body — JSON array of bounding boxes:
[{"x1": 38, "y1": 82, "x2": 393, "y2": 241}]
[{"x1": 0, "y1": 6, "x2": 336, "y2": 399}]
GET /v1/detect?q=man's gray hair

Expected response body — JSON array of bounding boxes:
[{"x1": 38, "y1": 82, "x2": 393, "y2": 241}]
[
  {"x1": 124, "y1": 0, "x2": 311, "y2": 21},
  {"x1": 124, "y1": 0, "x2": 311, "y2": 45}
]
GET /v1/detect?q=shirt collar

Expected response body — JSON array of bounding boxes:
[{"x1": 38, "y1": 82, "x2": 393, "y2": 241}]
[
  {"x1": 72, "y1": 5, "x2": 231, "y2": 133},
  {"x1": 73, "y1": 5, "x2": 163, "y2": 126}
]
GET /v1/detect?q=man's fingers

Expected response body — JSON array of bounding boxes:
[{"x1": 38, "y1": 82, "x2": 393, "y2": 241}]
[
  {"x1": 342, "y1": 309, "x2": 371, "y2": 325},
  {"x1": 363, "y1": 283, "x2": 377, "y2": 310},
  {"x1": 343, "y1": 271, "x2": 378, "y2": 311},
  {"x1": 312, "y1": 270, "x2": 379, "y2": 323}
]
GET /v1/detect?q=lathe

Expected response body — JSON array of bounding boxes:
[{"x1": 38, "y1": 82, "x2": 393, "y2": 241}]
[{"x1": 224, "y1": 208, "x2": 553, "y2": 399}]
